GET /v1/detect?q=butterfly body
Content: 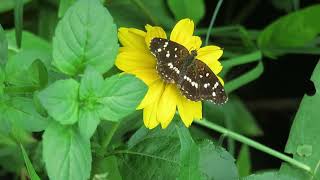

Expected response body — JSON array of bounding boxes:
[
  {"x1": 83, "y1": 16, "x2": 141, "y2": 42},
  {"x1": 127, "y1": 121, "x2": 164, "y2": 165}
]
[{"x1": 150, "y1": 38, "x2": 228, "y2": 104}]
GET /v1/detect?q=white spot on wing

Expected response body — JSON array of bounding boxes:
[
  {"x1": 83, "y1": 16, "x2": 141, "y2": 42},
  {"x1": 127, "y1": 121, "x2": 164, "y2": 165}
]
[{"x1": 212, "y1": 92, "x2": 216, "y2": 96}]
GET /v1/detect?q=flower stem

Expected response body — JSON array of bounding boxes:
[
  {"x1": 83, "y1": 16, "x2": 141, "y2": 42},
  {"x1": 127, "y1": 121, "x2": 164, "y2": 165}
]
[
  {"x1": 195, "y1": 119, "x2": 312, "y2": 174},
  {"x1": 205, "y1": 0, "x2": 224, "y2": 46}
]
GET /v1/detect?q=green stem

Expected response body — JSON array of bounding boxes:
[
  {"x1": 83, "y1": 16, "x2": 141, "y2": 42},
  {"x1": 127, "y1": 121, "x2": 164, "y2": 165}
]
[
  {"x1": 195, "y1": 119, "x2": 312, "y2": 174},
  {"x1": 130, "y1": 0, "x2": 158, "y2": 25},
  {"x1": 222, "y1": 50, "x2": 262, "y2": 68},
  {"x1": 225, "y1": 61, "x2": 264, "y2": 93},
  {"x1": 101, "y1": 122, "x2": 119, "y2": 150},
  {"x1": 205, "y1": 0, "x2": 224, "y2": 45}
]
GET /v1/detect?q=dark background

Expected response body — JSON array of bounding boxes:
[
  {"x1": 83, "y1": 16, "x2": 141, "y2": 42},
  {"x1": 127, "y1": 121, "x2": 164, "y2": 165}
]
[{"x1": 203, "y1": 0, "x2": 319, "y2": 171}]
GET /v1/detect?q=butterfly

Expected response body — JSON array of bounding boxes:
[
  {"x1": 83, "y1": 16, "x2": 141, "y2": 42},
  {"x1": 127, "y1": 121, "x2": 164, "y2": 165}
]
[{"x1": 150, "y1": 37, "x2": 228, "y2": 104}]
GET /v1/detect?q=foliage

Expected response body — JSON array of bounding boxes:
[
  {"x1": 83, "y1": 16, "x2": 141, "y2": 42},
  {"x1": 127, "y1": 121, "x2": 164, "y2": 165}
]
[{"x1": 0, "y1": 0, "x2": 319, "y2": 179}]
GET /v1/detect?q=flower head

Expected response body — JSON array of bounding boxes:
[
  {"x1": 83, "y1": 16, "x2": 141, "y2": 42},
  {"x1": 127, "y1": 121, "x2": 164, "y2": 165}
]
[{"x1": 116, "y1": 19, "x2": 224, "y2": 129}]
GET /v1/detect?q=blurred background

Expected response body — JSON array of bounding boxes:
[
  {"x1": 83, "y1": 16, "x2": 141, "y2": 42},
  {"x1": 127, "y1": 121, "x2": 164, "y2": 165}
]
[{"x1": 1, "y1": 0, "x2": 319, "y2": 175}]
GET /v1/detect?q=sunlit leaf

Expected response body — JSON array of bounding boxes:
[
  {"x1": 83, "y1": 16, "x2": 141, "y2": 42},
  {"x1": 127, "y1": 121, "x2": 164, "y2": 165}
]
[
  {"x1": 279, "y1": 62, "x2": 320, "y2": 178},
  {"x1": 258, "y1": 5, "x2": 320, "y2": 57},
  {"x1": 43, "y1": 122, "x2": 91, "y2": 180},
  {"x1": 38, "y1": 79, "x2": 79, "y2": 124},
  {"x1": 167, "y1": 0, "x2": 205, "y2": 24},
  {"x1": 52, "y1": 0, "x2": 118, "y2": 76}
]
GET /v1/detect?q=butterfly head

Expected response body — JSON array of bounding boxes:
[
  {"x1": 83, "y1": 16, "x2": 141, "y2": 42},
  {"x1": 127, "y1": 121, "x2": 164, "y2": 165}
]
[{"x1": 190, "y1": 50, "x2": 197, "y2": 57}]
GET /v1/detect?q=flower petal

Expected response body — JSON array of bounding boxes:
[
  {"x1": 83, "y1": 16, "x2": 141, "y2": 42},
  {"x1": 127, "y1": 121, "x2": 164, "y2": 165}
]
[
  {"x1": 217, "y1": 76, "x2": 225, "y2": 86},
  {"x1": 145, "y1": 25, "x2": 167, "y2": 48},
  {"x1": 170, "y1": 19, "x2": 196, "y2": 48},
  {"x1": 132, "y1": 69, "x2": 160, "y2": 85},
  {"x1": 157, "y1": 84, "x2": 178, "y2": 129},
  {"x1": 118, "y1": 28, "x2": 148, "y2": 51},
  {"x1": 177, "y1": 94, "x2": 202, "y2": 127},
  {"x1": 143, "y1": 102, "x2": 160, "y2": 129},
  {"x1": 137, "y1": 79, "x2": 165, "y2": 109},
  {"x1": 185, "y1": 36, "x2": 202, "y2": 51},
  {"x1": 115, "y1": 49, "x2": 156, "y2": 73},
  {"x1": 197, "y1": 46, "x2": 223, "y2": 74}
]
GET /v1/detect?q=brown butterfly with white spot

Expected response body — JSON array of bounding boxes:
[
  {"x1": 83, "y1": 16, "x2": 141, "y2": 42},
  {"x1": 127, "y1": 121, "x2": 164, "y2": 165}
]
[{"x1": 150, "y1": 37, "x2": 228, "y2": 104}]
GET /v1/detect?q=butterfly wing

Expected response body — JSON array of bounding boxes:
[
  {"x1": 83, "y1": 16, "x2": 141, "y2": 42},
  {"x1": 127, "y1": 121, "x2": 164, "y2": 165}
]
[
  {"x1": 178, "y1": 59, "x2": 228, "y2": 104},
  {"x1": 150, "y1": 38, "x2": 189, "y2": 83}
]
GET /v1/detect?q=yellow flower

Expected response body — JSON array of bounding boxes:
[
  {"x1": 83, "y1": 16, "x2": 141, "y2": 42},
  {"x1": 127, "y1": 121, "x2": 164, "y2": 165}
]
[{"x1": 115, "y1": 19, "x2": 224, "y2": 129}]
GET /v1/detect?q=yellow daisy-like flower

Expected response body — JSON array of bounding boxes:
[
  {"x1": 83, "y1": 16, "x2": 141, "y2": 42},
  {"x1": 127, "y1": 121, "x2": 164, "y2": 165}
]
[{"x1": 115, "y1": 18, "x2": 224, "y2": 129}]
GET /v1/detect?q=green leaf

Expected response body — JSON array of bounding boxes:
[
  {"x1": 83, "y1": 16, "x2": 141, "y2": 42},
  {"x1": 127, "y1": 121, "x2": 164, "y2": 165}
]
[
  {"x1": 118, "y1": 125, "x2": 181, "y2": 180},
  {"x1": 5, "y1": 50, "x2": 50, "y2": 87},
  {"x1": 118, "y1": 122, "x2": 238, "y2": 180},
  {"x1": 98, "y1": 74, "x2": 146, "y2": 121},
  {"x1": 258, "y1": 5, "x2": 320, "y2": 57},
  {"x1": 43, "y1": 122, "x2": 92, "y2": 180},
  {"x1": 167, "y1": 0, "x2": 205, "y2": 24},
  {"x1": 177, "y1": 126, "x2": 203, "y2": 180},
  {"x1": 198, "y1": 140, "x2": 239, "y2": 180},
  {"x1": 0, "y1": 126, "x2": 34, "y2": 172},
  {"x1": 78, "y1": 109, "x2": 100, "y2": 139},
  {"x1": 58, "y1": 0, "x2": 76, "y2": 18},
  {"x1": 80, "y1": 66, "x2": 104, "y2": 100},
  {"x1": 92, "y1": 156, "x2": 122, "y2": 180},
  {"x1": 0, "y1": 24, "x2": 8, "y2": 66},
  {"x1": 78, "y1": 67, "x2": 103, "y2": 138},
  {"x1": 32, "y1": 59, "x2": 48, "y2": 89},
  {"x1": 20, "y1": 144, "x2": 41, "y2": 180},
  {"x1": 270, "y1": 0, "x2": 295, "y2": 12},
  {"x1": 38, "y1": 79, "x2": 79, "y2": 124},
  {"x1": 0, "y1": 96, "x2": 49, "y2": 132},
  {"x1": 14, "y1": 0, "x2": 23, "y2": 48},
  {"x1": 0, "y1": 0, "x2": 31, "y2": 13},
  {"x1": 244, "y1": 171, "x2": 291, "y2": 180},
  {"x1": 6, "y1": 30, "x2": 51, "y2": 56},
  {"x1": 237, "y1": 145, "x2": 251, "y2": 177},
  {"x1": 279, "y1": 62, "x2": 320, "y2": 178},
  {"x1": 0, "y1": 67, "x2": 4, "y2": 96},
  {"x1": 106, "y1": 0, "x2": 175, "y2": 29},
  {"x1": 106, "y1": 0, "x2": 148, "y2": 28},
  {"x1": 52, "y1": 0, "x2": 118, "y2": 76},
  {"x1": 38, "y1": 4, "x2": 58, "y2": 40},
  {"x1": 204, "y1": 95, "x2": 262, "y2": 136}
]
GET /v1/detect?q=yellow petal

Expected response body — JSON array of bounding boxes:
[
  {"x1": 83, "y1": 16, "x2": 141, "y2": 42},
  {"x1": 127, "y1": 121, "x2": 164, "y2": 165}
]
[
  {"x1": 118, "y1": 28, "x2": 148, "y2": 51},
  {"x1": 177, "y1": 94, "x2": 202, "y2": 127},
  {"x1": 145, "y1": 25, "x2": 167, "y2": 48},
  {"x1": 115, "y1": 49, "x2": 156, "y2": 73},
  {"x1": 137, "y1": 79, "x2": 165, "y2": 109},
  {"x1": 197, "y1": 46, "x2": 223, "y2": 74},
  {"x1": 143, "y1": 102, "x2": 160, "y2": 129},
  {"x1": 170, "y1": 19, "x2": 196, "y2": 49},
  {"x1": 132, "y1": 69, "x2": 160, "y2": 86},
  {"x1": 185, "y1": 36, "x2": 202, "y2": 51},
  {"x1": 157, "y1": 84, "x2": 178, "y2": 129},
  {"x1": 217, "y1": 76, "x2": 225, "y2": 86}
]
